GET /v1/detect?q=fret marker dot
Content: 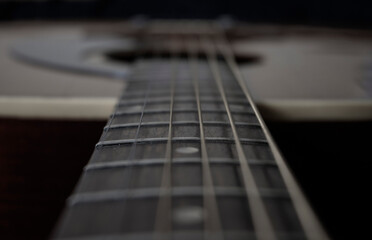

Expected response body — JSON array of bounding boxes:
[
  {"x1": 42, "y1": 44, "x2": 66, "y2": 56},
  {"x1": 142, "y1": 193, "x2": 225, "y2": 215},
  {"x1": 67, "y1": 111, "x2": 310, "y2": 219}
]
[
  {"x1": 173, "y1": 206, "x2": 204, "y2": 225},
  {"x1": 127, "y1": 105, "x2": 143, "y2": 112},
  {"x1": 176, "y1": 147, "x2": 199, "y2": 154}
]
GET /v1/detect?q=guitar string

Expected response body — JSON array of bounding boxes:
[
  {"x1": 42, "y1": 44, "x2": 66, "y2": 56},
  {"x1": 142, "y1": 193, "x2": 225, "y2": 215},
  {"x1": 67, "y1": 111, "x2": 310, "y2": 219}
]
[
  {"x1": 214, "y1": 32, "x2": 330, "y2": 240},
  {"x1": 96, "y1": 25, "x2": 148, "y2": 144},
  {"x1": 122, "y1": 33, "x2": 156, "y2": 184},
  {"x1": 154, "y1": 35, "x2": 178, "y2": 239},
  {"x1": 83, "y1": 27, "x2": 156, "y2": 235},
  {"x1": 114, "y1": 30, "x2": 158, "y2": 230},
  {"x1": 187, "y1": 37, "x2": 225, "y2": 240},
  {"x1": 201, "y1": 35, "x2": 277, "y2": 240}
]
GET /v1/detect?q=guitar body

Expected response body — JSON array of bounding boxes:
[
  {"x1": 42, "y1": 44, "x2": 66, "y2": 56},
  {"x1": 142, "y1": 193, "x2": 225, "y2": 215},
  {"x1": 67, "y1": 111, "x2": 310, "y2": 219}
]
[{"x1": 0, "y1": 21, "x2": 371, "y2": 239}]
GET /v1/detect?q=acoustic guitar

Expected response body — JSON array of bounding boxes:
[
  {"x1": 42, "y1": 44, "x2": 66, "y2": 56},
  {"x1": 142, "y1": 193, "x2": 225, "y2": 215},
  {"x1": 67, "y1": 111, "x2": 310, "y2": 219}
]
[
  {"x1": 37, "y1": 20, "x2": 331, "y2": 240},
  {"x1": 3, "y1": 19, "x2": 372, "y2": 240}
]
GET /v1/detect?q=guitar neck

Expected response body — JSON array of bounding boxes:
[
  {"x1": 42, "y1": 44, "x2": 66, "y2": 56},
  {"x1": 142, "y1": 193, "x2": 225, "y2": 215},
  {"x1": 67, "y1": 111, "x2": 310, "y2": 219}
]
[{"x1": 52, "y1": 31, "x2": 328, "y2": 240}]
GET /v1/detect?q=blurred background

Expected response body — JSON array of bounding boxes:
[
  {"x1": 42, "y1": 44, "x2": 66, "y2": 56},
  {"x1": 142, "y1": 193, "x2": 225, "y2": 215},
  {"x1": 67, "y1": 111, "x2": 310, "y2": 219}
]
[{"x1": 1, "y1": 1, "x2": 372, "y2": 240}]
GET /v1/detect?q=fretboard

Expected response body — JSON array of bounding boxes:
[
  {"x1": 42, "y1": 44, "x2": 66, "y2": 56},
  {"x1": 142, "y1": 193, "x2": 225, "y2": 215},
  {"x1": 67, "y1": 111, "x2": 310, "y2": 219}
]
[{"x1": 52, "y1": 37, "x2": 328, "y2": 240}]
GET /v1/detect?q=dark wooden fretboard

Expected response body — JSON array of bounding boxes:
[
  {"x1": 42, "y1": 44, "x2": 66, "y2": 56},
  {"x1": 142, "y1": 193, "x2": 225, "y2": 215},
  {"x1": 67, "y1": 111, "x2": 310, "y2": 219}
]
[{"x1": 52, "y1": 36, "x2": 328, "y2": 240}]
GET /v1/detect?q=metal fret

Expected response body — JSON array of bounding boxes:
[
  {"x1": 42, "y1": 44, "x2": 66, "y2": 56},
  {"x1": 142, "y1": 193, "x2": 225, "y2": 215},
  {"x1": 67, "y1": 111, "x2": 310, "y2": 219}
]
[
  {"x1": 113, "y1": 108, "x2": 255, "y2": 116},
  {"x1": 103, "y1": 121, "x2": 261, "y2": 130},
  {"x1": 84, "y1": 158, "x2": 276, "y2": 171},
  {"x1": 95, "y1": 137, "x2": 268, "y2": 147},
  {"x1": 68, "y1": 187, "x2": 290, "y2": 206},
  {"x1": 203, "y1": 37, "x2": 277, "y2": 240},
  {"x1": 54, "y1": 230, "x2": 307, "y2": 240},
  {"x1": 118, "y1": 96, "x2": 249, "y2": 106},
  {"x1": 120, "y1": 89, "x2": 245, "y2": 99},
  {"x1": 118, "y1": 98, "x2": 247, "y2": 107}
]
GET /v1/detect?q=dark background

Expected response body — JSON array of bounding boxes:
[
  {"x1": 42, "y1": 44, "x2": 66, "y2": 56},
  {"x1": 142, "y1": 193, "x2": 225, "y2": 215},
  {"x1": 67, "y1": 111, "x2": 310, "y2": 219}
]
[{"x1": 1, "y1": 0, "x2": 372, "y2": 29}]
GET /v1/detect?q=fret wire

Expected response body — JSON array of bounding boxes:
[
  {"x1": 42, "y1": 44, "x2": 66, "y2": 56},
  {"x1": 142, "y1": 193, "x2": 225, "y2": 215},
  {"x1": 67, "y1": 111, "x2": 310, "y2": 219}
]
[
  {"x1": 121, "y1": 95, "x2": 247, "y2": 102},
  {"x1": 85, "y1": 158, "x2": 276, "y2": 172},
  {"x1": 154, "y1": 37, "x2": 177, "y2": 238},
  {"x1": 95, "y1": 137, "x2": 268, "y2": 148},
  {"x1": 118, "y1": 97, "x2": 249, "y2": 107},
  {"x1": 68, "y1": 187, "x2": 289, "y2": 206},
  {"x1": 55, "y1": 232, "x2": 308, "y2": 240},
  {"x1": 53, "y1": 231, "x2": 306, "y2": 240},
  {"x1": 202, "y1": 36, "x2": 277, "y2": 240},
  {"x1": 104, "y1": 121, "x2": 261, "y2": 130},
  {"x1": 215, "y1": 35, "x2": 330, "y2": 240},
  {"x1": 113, "y1": 108, "x2": 255, "y2": 117},
  {"x1": 188, "y1": 39, "x2": 224, "y2": 240},
  {"x1": 120, "y1": 89, "x2": 245, "y2": 98}
]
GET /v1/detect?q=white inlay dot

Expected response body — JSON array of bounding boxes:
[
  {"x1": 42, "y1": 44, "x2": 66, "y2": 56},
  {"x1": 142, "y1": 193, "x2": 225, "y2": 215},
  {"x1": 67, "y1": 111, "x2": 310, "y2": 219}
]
[
  {"x1": 173, "y1": 206, "x2": 204, "y2": 225},
  {"x1": 175, "y1": 147, "x2": 199, "y2": 154},
  {"x1": 127, "y1": 105, "x2": 143, "y2": 112}
]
